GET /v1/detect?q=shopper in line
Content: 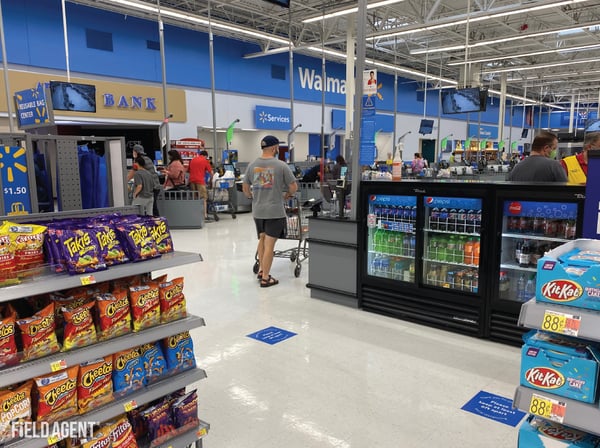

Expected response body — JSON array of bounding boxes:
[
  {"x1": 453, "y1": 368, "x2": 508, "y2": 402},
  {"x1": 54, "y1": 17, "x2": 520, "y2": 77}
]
[
  {"x1": 188, "y1": 150, "x2": 213, "y2": 220},
  {"x1": 412, "y1": 153, "x2": 425, "y2": 175},
  {"x1": 330, "y1": 155, "x2": 347, "y2": 180},
  {"x1": 561, "y1": 131, "x2": 600, "y2": 184},
  {"x1": 506, "y1": 131, "x2": 567, "y2": 182},
  {"x1": 128, "y1": 144, "x2": 161, "y2": 215},
  {"x1": 243, "y1": 135, "x2": 298, "y2": 288},
  {"x1": 162, "y1": 149, "x2": 186, "y2": 190},
  {"x1": 131, "y1": 156, "x2": 155, "y2": 215}
]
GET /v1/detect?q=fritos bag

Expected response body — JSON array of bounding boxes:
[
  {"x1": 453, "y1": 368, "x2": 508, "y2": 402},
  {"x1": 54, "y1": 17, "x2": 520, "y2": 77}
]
[{"x1": 107, "y1": 416, "x2": 138, "y2": 448}]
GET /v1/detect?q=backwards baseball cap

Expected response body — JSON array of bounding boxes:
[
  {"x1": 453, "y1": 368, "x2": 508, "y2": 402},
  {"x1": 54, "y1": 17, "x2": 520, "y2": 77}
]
[
  {"x1": 260, "y1": 135, "x2": 280, "y2": 149},
  {"x1": 132, "y1": 144, "x2": 145, "y2": 154}
]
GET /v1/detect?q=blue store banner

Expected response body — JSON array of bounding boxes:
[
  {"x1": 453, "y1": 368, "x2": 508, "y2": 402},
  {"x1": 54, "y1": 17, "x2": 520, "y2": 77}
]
[
  {"x1": 1, "y1": 146, "x2": 31, "y2": 215},
  {"x1": 255, "y1": 105, "x2": 291, "y2": 130},
  {"x1": 14, "y1": 83, "x2": 52, "y2": 129},
  {"x1": 359, "y1": 96, "x2": 377, "y2": 166},
  {"x1": 468, "y1": 123, "x2": 498, "y2": 140}
]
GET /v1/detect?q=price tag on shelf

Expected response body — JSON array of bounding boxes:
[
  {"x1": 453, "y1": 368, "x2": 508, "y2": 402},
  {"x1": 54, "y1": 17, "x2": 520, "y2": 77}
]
[
  {"x1": 529, "y1": 393, "x2": 566, "y2": 423},
  {"x1": 541, "y1": 310, "x2": 581, "y2": 337},
  {"x1": 50, "y1": 359, "x2": 67, "y2": 372},
  {"x1": 123, "y1": 399, "x2": 138, "y2": 412},
  {"x1": 80, "y1": 275, "x2": 97, "y2": 286},
  {"x1": 47, "y1": 434, "x2": 63, "y2": 445},
  {"x1": 197, "y1": 427, "x2": 207, "y2": 438}
]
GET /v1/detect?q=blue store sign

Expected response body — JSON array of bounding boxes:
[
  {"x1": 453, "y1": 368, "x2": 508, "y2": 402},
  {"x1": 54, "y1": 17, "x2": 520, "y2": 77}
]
[
  {"x1": 1, "y1": 146, "x2": 31, "y2": 215},
  {"x1": 14, "y1": 83, "x2": 53, "y2": 129},
  {"x1": 468, "y1": 124, "x2": 498, "y2": 140},
  {"x1": 255, "y1": 105, "x2": 291, "y2": 130}
]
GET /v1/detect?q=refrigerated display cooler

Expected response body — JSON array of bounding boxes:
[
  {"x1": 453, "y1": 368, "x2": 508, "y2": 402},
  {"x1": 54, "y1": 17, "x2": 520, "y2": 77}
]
[
  {"x1": 489, "y1": 183, "x2": 585, "y2": 345},
  {"x1": 358, "y1": 180, "x2": 586, "y2": 343},
  {"x1": 360, "y1": 181, "x2": 491, "y2": 337}
]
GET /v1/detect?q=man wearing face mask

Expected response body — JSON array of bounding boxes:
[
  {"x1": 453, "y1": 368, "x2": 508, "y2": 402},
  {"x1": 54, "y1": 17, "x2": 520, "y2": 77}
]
[
  {"x1": 561, "y1": 132, "x2": 600, "y2": 184},
  {"x1": 506, "y1": 131, "x2": 567, "y2": 182},
  {"x1": 243, "y1": 135, "x2": 298, "y2": 287}
]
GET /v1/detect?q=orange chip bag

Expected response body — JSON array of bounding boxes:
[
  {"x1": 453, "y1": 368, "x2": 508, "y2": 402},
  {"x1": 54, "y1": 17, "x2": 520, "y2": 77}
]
[
  {"x1": 95, "y1": 291, "x2": 131, "y2": 341},
  {"x1": 1, "y1": 221, "x2": 47, "y2": 276},
  {"x1": 159, "y1": 277, "x2": 186, "y2": 323},
  {"x1": 17, "y1": 302, "x2": 60, "y2": 361},
  {"x1": 78, "y1": 356, "x2": 113, "y2": 414},
  {"x1": 34, "y1": 366, "x2": 78, "y2": 422},
  {"x1": 0, "y1": 315, "x2": 19, "y2": 367},
  {"x1": 0, "y1": 232, "x2": 18, "y2": 286},
  {"x1": 82, "y1": 431, "x2": 112, "y2": 448},
  {"x1": 108, "y1": 417, "x2": 138, "y2": 448},
  {"x1": 129, "y1": 284, "x2": 160, "y2": 332},
  {"x1": 61, "y1": 301, "x2": 97, "y2": 351},
  {"x1": 0, "y1": 381, "x2": 32, "y2": 444}
]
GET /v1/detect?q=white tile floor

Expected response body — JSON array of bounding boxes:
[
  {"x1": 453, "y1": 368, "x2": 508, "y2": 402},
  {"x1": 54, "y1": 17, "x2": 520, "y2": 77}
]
[{"x1": 156, "y1": 213, "x2": 522, "y2": 448}]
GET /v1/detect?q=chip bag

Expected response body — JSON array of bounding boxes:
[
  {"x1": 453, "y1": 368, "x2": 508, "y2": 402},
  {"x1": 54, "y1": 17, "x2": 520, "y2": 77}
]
[
  {"x1": 172, "y1": 390, "x2": 199, "y2": 429},
  {"x1": 159, "y1": 277, "x2": 186, "y2": 323},
  {"x1": 0, "y1": 315, "x2": 19, "y2": 367},
  {"x1": 107, "y1": 416, "x2": 138, "y2": 448},
  {"x1": 112, "y1": 348, "x2": 145, "y2": 397},
  {"x1": 114, "y1": 220, "x2": 159, "y2": 262},
  {"x1": 141, "y1": 399, "x2": 175, "y2": 444},
  {"x1": 0, "y1": 231, "x2": 18, "y2": 286},
  {"x1": 78, "y1": 357, "x2": 113, "y2": 414},
  {"x1": 139, "y1": 342, "x2": 167, "y2": 385},
  {"x1": 33, "y1": 366, "x2": 78, "y2": 422},
  {"x1": 58, "y1": 228, "x2": 106, "y2": 275},
  {"x1": 162, "y1": 332, "x2": 196, "y2": 375},
  {"x1": 1, "y1": 221, "x2": 47, "y2": 277},
  {"x1": 81, "y1": 431, "x2": 112, "y2": 448},
  {"x1": 93, "y1": 224, "x2": 128, "y2": 266},
  {"x1": 95, "y1": 291, "x2": 131, "y2": 341},
  {"x1": 17, "y1": 302, "x2": 61, "y2": 361},
  {"x1": 129, "y1": 284, "x2": 160, "y2": 332},
  {"x1": 0, "y1": 382, "x2": 32, "y2": 444},
  {"x1": 148, "y1": 217, "x2": 174, "y2": 254},
  {"x1": 61, "y1": 301, "x2": 97, "y2": 351}
]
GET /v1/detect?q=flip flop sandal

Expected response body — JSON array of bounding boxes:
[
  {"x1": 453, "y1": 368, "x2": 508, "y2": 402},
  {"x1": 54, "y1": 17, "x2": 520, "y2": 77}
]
[
  {"x1": 260, "y1": 276, "x2": 279, "y2": 288},
  {"x1": 257, "y1": 271, "x2": 263, "y2": 280}
]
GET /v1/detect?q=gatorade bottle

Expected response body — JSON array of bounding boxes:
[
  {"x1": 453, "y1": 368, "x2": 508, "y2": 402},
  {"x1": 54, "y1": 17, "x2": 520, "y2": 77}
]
[{"x1": 392, "y1": 143, "x2": 403, "y2": 181}]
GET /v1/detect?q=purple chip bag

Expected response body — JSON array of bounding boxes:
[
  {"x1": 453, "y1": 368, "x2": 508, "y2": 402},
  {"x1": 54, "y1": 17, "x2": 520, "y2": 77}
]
[
  {"x1": 141, "y1": 400, "x2": 175, "y2": 441},
  {"x1": 114, "y1": 220, "x2": 160, "y2": 262},
  {"x1": 58, "y1": 227, "x2": 107, "y2": 275},
  {"x1": 149, "y1": 217, "x2": 174, "y2": 254},
  {"x1": 172, "y1": 390, "x2": 199, "y2": 428},
  {"x1": 92, "y1": 224, "x2": 129, "y2": 266}
]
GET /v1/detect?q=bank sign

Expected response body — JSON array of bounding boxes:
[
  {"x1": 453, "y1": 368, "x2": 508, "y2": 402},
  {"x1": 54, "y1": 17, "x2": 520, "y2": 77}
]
[{"x1": 255, "y1": 105, "x2": 291, "y2": 130}]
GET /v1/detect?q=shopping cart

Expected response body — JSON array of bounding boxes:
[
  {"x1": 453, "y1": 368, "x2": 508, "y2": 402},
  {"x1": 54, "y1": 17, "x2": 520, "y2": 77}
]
[
  {"x1": 207, "y1": 178, "x2": 236, "y2": 221},
  {"x1": 252, "y1": 196, "x2": 309, "y2": 278}
]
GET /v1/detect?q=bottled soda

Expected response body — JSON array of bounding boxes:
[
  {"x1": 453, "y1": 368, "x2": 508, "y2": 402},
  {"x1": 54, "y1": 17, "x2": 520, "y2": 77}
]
[
  {"x1": 448, "y1": 208, "x2": 457, "y2": 232},
  {"x1": 439, "y1": 207, "x2": 449, "y2": 231},
  {"x1": 447, "y1": 236, "x2": 457, "y2": 263},
  {"x1": 525, "y1": 274, "x2": 536, "y2": 301},
  {"x1": 410, "y1": 205, "x2": 417, "y2": 222},
  {"x1": 426, "y1": 264, "x2": 438, "y2": 285},
  {"x1": 474, "y1": 209, "x2": 482, "y2": 233},
  {"x1": 532, "y1": 216, "x2": 544, "y2": 235},
  {"x1": 457, "y1": 209, "x2": 467, "y2": 233},
  {"x1": 430, "y1": 207, "x2": 439, "y2": 230},
  {"x1": 438, "y1": 236, "x2": 448, "y2": 262},
  {"x1": 409, "y1": 234, "x2": 416, "y2": 257},
  {"x1": 565, "y1": 220, "x2": 576, "y2": 239},
  {"x1": 499, "y1": 271, "x2": 510, "y2": 300},
  {"x1": 514, "y1": 240, "x2": 523, "y2": 264},
  {"x1": 464, "y1": 239, "x2": 474, "y2": 265},
  {"x1": 471, "y1": 272, "x2": 479, "y2": 294},
  {"x1": 517, "y1": 273, "x2": 526, "y2": 301},
  {"x1": 554, "y1": 219, "x2": 565, "y2": 238},
  {"x1": 519, "y1": 240, "x2": 531, "y2": 267},
  {"x1": 466, "y1": 209, "x2": 475, "y2": 233},
  {"x1": 519, "y1": 216, "x2": 532, "y2": 233},
  {"x1": 456, "y1": 236, "x2": 466, "y2": 264},
  {"x1": 473, "y1": 240, "x2": 480, "y2": 267},
  {"x1": 507, "y1": 216, "x2": 519, "y2": 233},
  {"x1": 544, "y1": 218, "x2": 557, "y2": 237}
]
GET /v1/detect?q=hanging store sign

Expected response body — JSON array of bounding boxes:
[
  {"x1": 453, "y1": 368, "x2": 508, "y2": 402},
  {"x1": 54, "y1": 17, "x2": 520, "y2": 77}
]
[
  {"x1": 14, "y1": 83, "x2": 53, "y2": 129},
  {"x1": 359, "y1": 95, "x2": 377, "y2": 166},
  {"x1": 255, "y1": 105, "x2": 291, "y2": 130},
  {"x1": 468, "y1": 124, "x2": 498, "y2": 140},
  {"x1": 1, "y1": 146, "x2": 31, "y2": 215}
]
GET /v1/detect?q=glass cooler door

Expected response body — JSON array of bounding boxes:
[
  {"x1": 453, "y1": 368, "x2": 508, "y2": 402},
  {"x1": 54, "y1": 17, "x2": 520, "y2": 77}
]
[
  {"x1": 422, "y1": 196, "x2": 482, "y2": 293},
  {"x1": 499, "y1": 200, "x2": 578, "y2": 302},
  {"x1": 366, "y1": 194, "x2": 417, "y2": 282}
]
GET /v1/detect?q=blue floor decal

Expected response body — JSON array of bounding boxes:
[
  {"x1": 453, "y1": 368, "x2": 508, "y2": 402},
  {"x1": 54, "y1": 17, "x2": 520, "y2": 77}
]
[
  {"x1": 247, "y1": 326, "x2": 297, "y2": 345},
  {"x1": 461, "y1": 390, "x2": 526, "y2": 427}
]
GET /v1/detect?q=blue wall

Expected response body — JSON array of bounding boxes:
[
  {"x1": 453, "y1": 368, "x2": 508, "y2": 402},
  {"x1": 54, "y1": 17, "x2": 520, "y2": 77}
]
[{"x1": 3, "y1": 0, "x2": 527, "y2": 128}]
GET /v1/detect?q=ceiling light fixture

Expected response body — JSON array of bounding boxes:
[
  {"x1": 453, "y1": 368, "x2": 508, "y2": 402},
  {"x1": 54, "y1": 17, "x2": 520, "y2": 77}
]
[
  {"x1": 447, "y1": 43, "x2": 600, "y2": 66},
  {"x1": 482, "y1": 56, "x2": 600, "y2": 74},
  {"x1": 410, "y1": 22, "x2": 600, "y2": 55},
  {"x1": 367, "y1": 0, "x2": 588, "y2": 41},
  {"x1": 302, "y1": 0, "x2": 406, "y2": 24}
]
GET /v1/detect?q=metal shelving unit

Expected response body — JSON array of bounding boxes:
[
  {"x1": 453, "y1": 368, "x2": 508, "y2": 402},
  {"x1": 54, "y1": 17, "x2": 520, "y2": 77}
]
[
  {"x1": 0, "y1": 315, "x2": 206, "y2": 388},
  {"x1": 149, "y1": 420, "x2": 210, "y2": 448},
  {"x1": 501, "y1": 233, "x2": 571, "y2": 243},
  {"x1": 7, "y1": 368, "x2": 208, "y2": 448},
  {"x1": 500, "y1": 262, "x2": 537, "y2": 273},
  {"x1": 0, "y1": 251, "x2": 202, "y2": 302},
  {"x1": 515, "y1": 299, "x2": 600, "y2": 437}
]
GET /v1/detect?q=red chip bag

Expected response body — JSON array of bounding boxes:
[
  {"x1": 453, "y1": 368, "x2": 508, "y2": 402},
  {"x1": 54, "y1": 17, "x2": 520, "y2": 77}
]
[
  {"x1": 95, "y1": 291, "x2": 131, "y2": 341},
  {"x1": 17, "y1": 302, "x2": 61, "y2": 361},
  {"x1": 159, "y1": 277, "x2": 186, "y2": 323},
  {"x1": 77, "y1": 356, "x2": 113, "y2": 413},
  {"x1": 61, "y1": 301, "x2": 97, "y2": 351},
  {"x1": 0, "y1": 315, "x2": 19, "y2": 367},
  {"x1": 0, "y1": 381, "x2": 32, "y2": 444},
  {"x1": 129, "y1": 284, "x2": 160, "y2": 332},
  {"x1": 108, "y1": 417, "x2": 138, "y2": 448},
  {"x1": 34, "y1": 366, "x2": 78, "y2": 422},
  {"x1": 0, "y1": 232, "x2": 18, "y2": 286}
]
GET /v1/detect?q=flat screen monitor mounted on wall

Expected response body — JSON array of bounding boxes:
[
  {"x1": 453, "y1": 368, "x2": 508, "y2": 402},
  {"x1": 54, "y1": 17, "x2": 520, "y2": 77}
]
[
  {"x1": 441, "y1": 88, "x2": 482, "y2": 114},
  {"x1": 521, "y1": 129, "x2": 529, "y2": 139},
  {"x1": 48, "y1": 81, "x2": 96, "y2": 113},
  {"x1": 418, "y1": 119, "x2": 434, "y2": 135},
  {"x1": 479, "y1": 88, "x2": 489, "y2": 112}
]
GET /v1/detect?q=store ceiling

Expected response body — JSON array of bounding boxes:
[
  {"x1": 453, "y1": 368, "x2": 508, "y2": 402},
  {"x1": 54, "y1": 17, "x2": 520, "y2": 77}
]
[{"x1": 73, "y1": 0, "x2": 600, "y2": 109}]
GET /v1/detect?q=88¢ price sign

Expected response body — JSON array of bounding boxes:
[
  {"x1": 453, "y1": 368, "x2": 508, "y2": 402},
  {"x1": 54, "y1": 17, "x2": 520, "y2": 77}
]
[{"x1": 541, "y1": 310, "x2": 581, "y2": 337}]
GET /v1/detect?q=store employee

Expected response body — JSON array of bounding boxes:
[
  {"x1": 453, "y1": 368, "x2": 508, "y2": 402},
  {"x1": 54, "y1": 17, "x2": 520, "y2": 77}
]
[
  {"x1": 506, "y1": 131, "x2": 567, "y2": 182},
  {"x1": 561, "y1": 131, "x2": 600, "y2": 184}
]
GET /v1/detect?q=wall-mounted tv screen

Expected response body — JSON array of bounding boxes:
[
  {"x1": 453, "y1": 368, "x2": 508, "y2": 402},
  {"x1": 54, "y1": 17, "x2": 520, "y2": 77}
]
[
  {"x1": 585, "y1": 118, "x2": 600, "y2": 133},
  {"x1": 441, "y1": 88, "x2": 482, "y2": 114},
  {"x1": 48, "y1": 81, "x2": 96, "y2": 112},
  {"x1": 479, "y1": 88, "x2": 488, "y2": 112},
  {"x1": 521, "y1": 129, "x2": 529, "y2": 139},
  {"x1": 418, "y1": 119, "x2": 434, "y2": 135}
]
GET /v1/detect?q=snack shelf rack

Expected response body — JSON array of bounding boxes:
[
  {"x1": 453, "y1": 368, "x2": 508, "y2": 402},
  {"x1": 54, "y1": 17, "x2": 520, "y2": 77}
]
[
  {"x1": 150, "y1": 420, "x2": 210, "y2": 448},
  {"x1": 0, "y1": 251, "x2": 202, "y2": 302},
  {"x1": 514, "y1": 299, "x2": 600, "y2": 438},
  {"x1": 7, "y1": 368, "x2": 208, "y2": 448},
  {"x1": 0, "y1": 315, "x2": 205, "y2": 388}
]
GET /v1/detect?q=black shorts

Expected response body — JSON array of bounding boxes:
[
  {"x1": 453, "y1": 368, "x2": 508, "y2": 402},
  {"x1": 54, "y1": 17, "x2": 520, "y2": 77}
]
[{"x1": 254, "y1": 217, "x2": 287, "y2": 239}]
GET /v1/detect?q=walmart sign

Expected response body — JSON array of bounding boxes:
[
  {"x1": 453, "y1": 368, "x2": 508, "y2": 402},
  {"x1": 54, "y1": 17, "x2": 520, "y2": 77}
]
[{"x1": 255, "y1": 105, "x2": 291, "y2": 130}]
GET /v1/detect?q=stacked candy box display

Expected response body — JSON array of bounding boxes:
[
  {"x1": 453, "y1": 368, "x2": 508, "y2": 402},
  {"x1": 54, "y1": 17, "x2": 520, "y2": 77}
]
[
  {"x1": 518, "y1": 416, "x2": 600, "y2": 447},
  {"x1": 537, "y1": 239, "x2": 600, "y2": 311}
]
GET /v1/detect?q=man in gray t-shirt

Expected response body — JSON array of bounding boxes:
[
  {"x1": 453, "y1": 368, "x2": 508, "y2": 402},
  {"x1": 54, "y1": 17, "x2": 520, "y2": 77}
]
[
  {"x1": 243, "y1": 135, "x2": 298, "y2": 287},
  {"x1": 506, "y1": 131, "x2": 567, "y2": 182}
]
